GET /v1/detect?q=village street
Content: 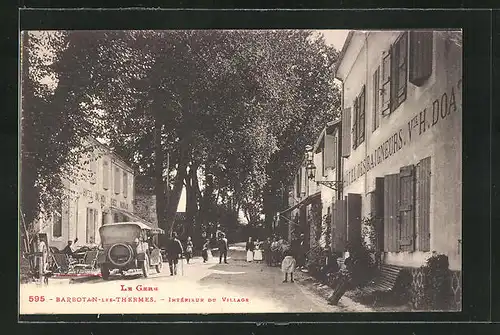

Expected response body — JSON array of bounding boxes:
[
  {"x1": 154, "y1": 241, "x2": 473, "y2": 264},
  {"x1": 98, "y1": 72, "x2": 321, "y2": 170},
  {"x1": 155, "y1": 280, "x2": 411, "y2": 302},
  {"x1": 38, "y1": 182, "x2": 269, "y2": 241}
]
[{"x1": 20, "y1": 243, "x2": 371, "y2": 314}]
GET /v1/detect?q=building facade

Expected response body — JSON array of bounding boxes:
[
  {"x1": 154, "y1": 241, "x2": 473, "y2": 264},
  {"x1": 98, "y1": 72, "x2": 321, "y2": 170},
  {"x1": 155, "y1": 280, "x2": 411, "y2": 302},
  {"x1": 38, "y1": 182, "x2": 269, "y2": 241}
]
[
  {"x1": 282, "y1": 30, "x2": 462, "y2": 309},
  {"x1": 37, "y1": 138, "x2": 141, "y2": 250},
  {"x1": 336, "y1": 30, "x2": 462, "y2": 272}
]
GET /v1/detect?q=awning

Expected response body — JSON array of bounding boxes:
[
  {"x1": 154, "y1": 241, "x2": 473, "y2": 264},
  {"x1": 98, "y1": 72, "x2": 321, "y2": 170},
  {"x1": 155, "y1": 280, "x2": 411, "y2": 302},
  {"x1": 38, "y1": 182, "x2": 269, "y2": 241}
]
[
  {"x1": 110, "y1": 207, "x2": 159, "y2": 229},
  {"x1": 278, "y1": 191, "x2": 321, "y2": 215}
]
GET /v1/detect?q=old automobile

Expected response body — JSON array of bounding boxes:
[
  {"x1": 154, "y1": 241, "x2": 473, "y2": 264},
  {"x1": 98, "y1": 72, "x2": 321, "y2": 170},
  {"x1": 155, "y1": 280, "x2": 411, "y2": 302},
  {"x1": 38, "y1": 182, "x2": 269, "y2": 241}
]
[{"x1": 97, "y1": 222, "x2": 164, "y2": 280}]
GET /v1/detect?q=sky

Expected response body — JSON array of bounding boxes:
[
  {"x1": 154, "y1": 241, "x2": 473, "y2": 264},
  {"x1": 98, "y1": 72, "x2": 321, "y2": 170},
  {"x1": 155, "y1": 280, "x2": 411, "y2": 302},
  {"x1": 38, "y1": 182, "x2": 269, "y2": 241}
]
[{"x1": 318, "y1": 30, "x2": 350, "y2": 51}]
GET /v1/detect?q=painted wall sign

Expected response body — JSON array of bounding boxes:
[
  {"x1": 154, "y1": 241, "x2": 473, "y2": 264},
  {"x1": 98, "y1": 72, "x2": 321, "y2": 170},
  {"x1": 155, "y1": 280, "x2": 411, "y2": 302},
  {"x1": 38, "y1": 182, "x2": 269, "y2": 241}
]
[{"x1": 344, "y1": 79, "x2": 461, "y2": 186}]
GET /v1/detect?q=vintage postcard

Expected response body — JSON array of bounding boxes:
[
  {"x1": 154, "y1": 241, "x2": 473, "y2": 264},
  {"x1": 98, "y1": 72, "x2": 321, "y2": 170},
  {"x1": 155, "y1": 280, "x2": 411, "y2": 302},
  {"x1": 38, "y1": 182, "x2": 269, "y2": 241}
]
[{"x1": 19, "y1": 28, "x2": 462, "y2": 315}]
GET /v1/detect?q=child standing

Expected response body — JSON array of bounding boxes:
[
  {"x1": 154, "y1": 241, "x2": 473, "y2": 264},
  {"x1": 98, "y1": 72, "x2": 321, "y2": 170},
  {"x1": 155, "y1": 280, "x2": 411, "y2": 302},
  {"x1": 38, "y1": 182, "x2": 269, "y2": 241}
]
[{"x1": 281, "y1": 249, "x2": 296, "y2": 283}]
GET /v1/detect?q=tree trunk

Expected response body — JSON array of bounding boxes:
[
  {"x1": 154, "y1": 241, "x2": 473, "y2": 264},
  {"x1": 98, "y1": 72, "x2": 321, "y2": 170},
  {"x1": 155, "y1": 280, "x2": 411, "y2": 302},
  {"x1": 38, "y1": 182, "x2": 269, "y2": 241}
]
[
  {"x1": 185, "y1": 164, "x2": 198, "y2": 240},
  {"x1": 154, "y1": 117, "x2": 166, "y2": 231}
]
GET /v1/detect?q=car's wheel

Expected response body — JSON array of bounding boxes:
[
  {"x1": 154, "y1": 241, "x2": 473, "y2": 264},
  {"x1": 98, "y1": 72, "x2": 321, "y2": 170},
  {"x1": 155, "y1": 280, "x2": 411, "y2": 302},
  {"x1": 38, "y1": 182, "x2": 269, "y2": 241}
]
[
  {"x1": 142, "y1": 255, "x2": 150, "y2": 278},
  {"x1": 155, "y1": 257, "x2": 163, "y2": 273},
  {"x1": 101, "y1": 265, "x2": 110, "y2": 280}
]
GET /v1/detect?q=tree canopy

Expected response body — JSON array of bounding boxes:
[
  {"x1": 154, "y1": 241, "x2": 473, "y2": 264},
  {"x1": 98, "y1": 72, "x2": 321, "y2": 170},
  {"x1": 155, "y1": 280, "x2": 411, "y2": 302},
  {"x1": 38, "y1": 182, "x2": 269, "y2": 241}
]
[{"x1": 21, "y1": 29, "x2": 341, "y2": 244}]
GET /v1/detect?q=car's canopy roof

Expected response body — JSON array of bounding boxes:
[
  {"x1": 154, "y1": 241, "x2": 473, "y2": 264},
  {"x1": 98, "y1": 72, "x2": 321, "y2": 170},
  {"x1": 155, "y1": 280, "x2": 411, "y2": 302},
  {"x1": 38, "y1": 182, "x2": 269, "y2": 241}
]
[{"x1": 99, "y1": 221, "x2": 165, "y2": 234}]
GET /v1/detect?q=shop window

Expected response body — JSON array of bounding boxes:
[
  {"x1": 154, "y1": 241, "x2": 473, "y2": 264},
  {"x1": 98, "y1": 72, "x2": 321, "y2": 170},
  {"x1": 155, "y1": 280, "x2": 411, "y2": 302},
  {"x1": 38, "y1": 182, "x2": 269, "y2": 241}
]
[
  {"x1": 409, "y1": 31, "x2": 433, "y2": 86},
  {"x1": 352, "y1": 85, "x2": 366, "y2": 149},
  {"x1": 86, "y1": 208, "x2": 98, "y2": 243},
  {"x1": 52, "y1": 199, "x2": 62, "y2": 238}
]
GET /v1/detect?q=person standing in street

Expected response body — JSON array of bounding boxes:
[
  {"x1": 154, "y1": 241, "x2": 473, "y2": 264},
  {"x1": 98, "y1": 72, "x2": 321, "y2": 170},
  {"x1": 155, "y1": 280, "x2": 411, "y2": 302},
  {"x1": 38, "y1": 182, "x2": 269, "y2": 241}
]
[
  {"x1": 166, "y1": 232, "x2": 184, "y2": 276},
  {"x1": 185, "y1": 236, "x2": 193, "y2": 264},
  {"x1": 218, "y1": 233, "x2": 229, "y2": 264},
  {"x1": 34, "y1": 234, "x2": 48, "y2": 283},
  {"x1": 281, "y1": 249, "x2": 297, "y2": 283},
  {"x1": 202, "y1": 238, "x2": 210, "y2": 263},
  {"x1": 246, "y1": 237, "x2": 255, "y2": 262}
]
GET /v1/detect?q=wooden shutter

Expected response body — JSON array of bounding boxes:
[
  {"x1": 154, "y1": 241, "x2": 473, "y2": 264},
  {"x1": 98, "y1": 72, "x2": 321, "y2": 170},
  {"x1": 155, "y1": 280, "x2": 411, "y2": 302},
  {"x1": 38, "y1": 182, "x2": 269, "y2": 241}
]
[
  {"x1": 300, "y1": 205, "x2": 309, "y2": 250},
  {"x1": 358, "y1": 86, "x2": 366, "y2": 144},
  {"x1": 346, "y1": 193, "x2": 362, "y2": 249},
  {"x1": 416, "y1": 157, "x2": 431, "y2": 251},
  {"x1": 103, "y1": 160, "x2": 109, "y2": 190},
  {"x1": 123, "y1": 172, "x2": 128, "y2": 198},
  {"x1": 384, "y1": 173, "x2": 400, "y2": 252},
  {"x1": 89, "y1": 153, "x2": 97, "y2": 184},
  {"x1": 409, "y1": 31, "x2": 433, "y2": 86},
  {"x1": 342, "y1": 107, "x2": 351, "y2": 157},
  {"x1": 373, "y1": 67, "x2": 380, "y2": 131},
  {"x1": 324, "y1": 133, "x2": 335, "y2": 169},
  {"x1": 300, "y1": 166, "x2": 306, "y2": 196},
  {"x1": 372, "y1": 177, "x2": 385, "y2": 252},
  {"x1": 391, "y1": 32, "x2": 408, "y2": 112},
  {"x1": 86, "y1": 208, "x2": 95, "y2": 243},
  {"x1": 352, "y1": 99, "x2": 358, "y2": 149},
  {"x1": 114, "y1": 167, "x2": 120, "y2": 194},
  {"x1": 296, "y1": 170, "x2": 301, "y2": 198},
  {"x1": 381, "y1": 52, "x2": 391, "y2": 115},
  {"x1": 399, "y1": 165, "x2": 416, "y2": 252},
  {"x1": 332, "y1": 133, "x2": 337, "y2": 170},
  {"x1": 332, "y1": 199, "x2": 347, "y2": 252}
]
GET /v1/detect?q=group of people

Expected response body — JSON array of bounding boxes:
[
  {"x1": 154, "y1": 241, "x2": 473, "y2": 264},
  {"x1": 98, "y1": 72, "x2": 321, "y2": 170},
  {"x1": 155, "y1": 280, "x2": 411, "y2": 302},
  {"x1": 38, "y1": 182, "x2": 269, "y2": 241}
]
[{"x1": 243, "y1": 234, "x2": 308, "y2": 284}]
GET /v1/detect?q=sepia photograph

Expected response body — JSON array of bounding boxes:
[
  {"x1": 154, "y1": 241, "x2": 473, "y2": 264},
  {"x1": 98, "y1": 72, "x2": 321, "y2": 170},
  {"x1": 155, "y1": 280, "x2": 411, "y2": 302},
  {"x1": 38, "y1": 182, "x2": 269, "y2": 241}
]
[{"x1": 19, "y1": 28, "x2": 462, "y2": 315}]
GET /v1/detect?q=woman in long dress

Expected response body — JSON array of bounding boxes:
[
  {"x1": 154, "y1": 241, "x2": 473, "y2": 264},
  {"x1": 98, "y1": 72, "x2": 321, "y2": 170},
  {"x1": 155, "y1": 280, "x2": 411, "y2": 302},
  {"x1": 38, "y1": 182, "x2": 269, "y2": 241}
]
[
  {"x1": 253, "y1": 240, "x2": 263, "y2": 262},
  {"x1": 245, "y1": 237, "x2": 255, "y2": 262}
]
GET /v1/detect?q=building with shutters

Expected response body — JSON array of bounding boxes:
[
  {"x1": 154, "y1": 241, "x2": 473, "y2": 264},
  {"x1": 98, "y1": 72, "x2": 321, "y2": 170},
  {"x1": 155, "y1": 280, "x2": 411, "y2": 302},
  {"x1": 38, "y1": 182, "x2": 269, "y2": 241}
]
[
  {"x1": 36, "y1": 137, "x2": 150, "y2": 250},
  {"x1": 335, "y1": 30, "x2": 462, "y2": 272},
  {"x1": 280, "y1": 119, "x2": 343, "y2": 253}
]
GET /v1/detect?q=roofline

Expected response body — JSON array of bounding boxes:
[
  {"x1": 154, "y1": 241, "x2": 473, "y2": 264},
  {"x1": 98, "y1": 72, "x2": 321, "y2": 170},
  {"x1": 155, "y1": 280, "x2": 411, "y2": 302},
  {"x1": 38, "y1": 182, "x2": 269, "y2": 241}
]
[
  {"x1": 333, "y1": 30, "x2": 355, "y2": 80},
  {"x1": 86, "y1": 137, "x2": 137, "y2": 175}
]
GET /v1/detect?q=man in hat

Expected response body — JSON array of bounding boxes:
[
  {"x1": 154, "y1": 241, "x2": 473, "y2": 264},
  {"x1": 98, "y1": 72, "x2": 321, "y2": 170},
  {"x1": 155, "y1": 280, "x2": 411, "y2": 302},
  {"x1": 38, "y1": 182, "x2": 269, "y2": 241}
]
[
  {"x1": 166, "y1": 232, "x2": 184, "y2": 276},
  {"x1": 218, "y1": 233, "x2": 228, "y2": 264}
]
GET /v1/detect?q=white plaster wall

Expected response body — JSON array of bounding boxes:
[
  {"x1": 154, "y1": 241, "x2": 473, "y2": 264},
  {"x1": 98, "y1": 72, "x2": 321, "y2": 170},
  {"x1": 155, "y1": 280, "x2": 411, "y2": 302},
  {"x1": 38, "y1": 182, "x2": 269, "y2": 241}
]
[{"x1": 340, "y1": 31, "x2": 462, "y2": 270}]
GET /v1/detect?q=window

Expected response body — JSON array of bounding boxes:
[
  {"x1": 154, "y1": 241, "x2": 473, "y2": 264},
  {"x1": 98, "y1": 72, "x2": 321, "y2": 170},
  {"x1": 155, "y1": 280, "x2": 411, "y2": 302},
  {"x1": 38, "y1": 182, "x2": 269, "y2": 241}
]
[
  {"x1": 381, "y1": 32, "x2": 409, "y2": 116},
  {"x1": 390, "y1": 32, "x2": 408, "y2": 112},
  {"x1": 324, "y1": 132, "x2": 336, "y2": 170},
  {"x1": 86, "y1": 208, "x2": 97, "y2": 243},
  {"x1": 341, "y1": 107, "x2": 352, "y2": 157},
  {"x1": 409, "y1": 31, "x2": 433, "y2": 86},
  {"x1": 103, "y1": 160, "x2": 109, "y2": 190},
  {"x1": 383, "y1": 157, "x2": 431, "y2": 253},
  {"x1": 296, "y1": 169, "x2": 302, "y2": 198},
  {"x1": 123, "y1": 172, "x2": 128, "y2": 198},
  {"x1": 352, "y1": 85, "x2": 366, "y2": 149},
  {"x1": 373, "y1": 66, "x2": 380, "y2": 131},
  {"x1": 114, "y1": 166, "x2": 120, "y2": 194},
  {"x1": 89, "y1": 153, "x2": 97, "y2": 184},
  {"x1": 52, "y1": 199, "x2": 62, "y2": 238}
]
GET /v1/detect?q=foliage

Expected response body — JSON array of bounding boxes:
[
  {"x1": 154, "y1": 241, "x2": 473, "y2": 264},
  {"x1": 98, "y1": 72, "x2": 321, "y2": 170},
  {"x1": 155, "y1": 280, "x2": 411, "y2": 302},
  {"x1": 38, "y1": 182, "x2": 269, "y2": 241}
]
[
  {"x1": 419, "y1": 253, "x2": 452, "y2": 310},
  {"x1": 361, "y1": 215, "x2": 378, "y2": 252}
]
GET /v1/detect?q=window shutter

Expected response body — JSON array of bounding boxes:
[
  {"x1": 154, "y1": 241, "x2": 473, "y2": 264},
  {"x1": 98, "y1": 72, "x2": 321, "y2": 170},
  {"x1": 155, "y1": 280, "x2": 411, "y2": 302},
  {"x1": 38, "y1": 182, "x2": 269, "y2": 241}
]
[
  {"x1": 384, "y1": 173, "x2": 400, "y2": 252},
  {"x1": 296, "y1": 170, "x2": 301, "y2": 198},
  {"x1": 114, "y1": 167, "x2": 120, "y2": 195},
  {"x1": 374, "y1": 177, "x2": 385, "y2": 252},
  {"x1": 341, "y1": 107, "x2": 351, "y2": 157},
  {"x1": 358, "y1": 86, "x2": 366, "y2": 144},
  {"x1": 324, "y1": 133, "x2": 335, "y2": 169},
  {"x1": 381, "y1": 52, "x2": 391, "y2": 115},
  {"x1": 89, "y1": 153, "x2": 97, "y2": 184},
  {"x1": 409, "y1": 31, "x2": 433, "y2": 86},
  {"x1": 346, "y1": 193, "x2": 362, "y2": 249},
  {"x1": 391, "y1": 32, "x2": 408, "y2": 112},
  {"x1": 103, "y1": 160, "x2": 109, "y2": 190},
  {"x1": 123, "y1": 172, "x2": 128, "y2": 198},
  {"x1": 416, "y1": 157, "x2": 431, "y2": 251},
  {"x1": 352, "y1": 99, "x2": 358, "y2": 149},
  {"x1": 373, "y1": 67, "x2": 380, "y2": 131},
  {"x1": 332, "y1": 199, "x2": 347, "y2": 253},
  {"x1": 332, "y1": 134, "x2": 337, "y2": 170},
  {"x1": 399, "y1": 165, "x2": 416, "y2": 252}
]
